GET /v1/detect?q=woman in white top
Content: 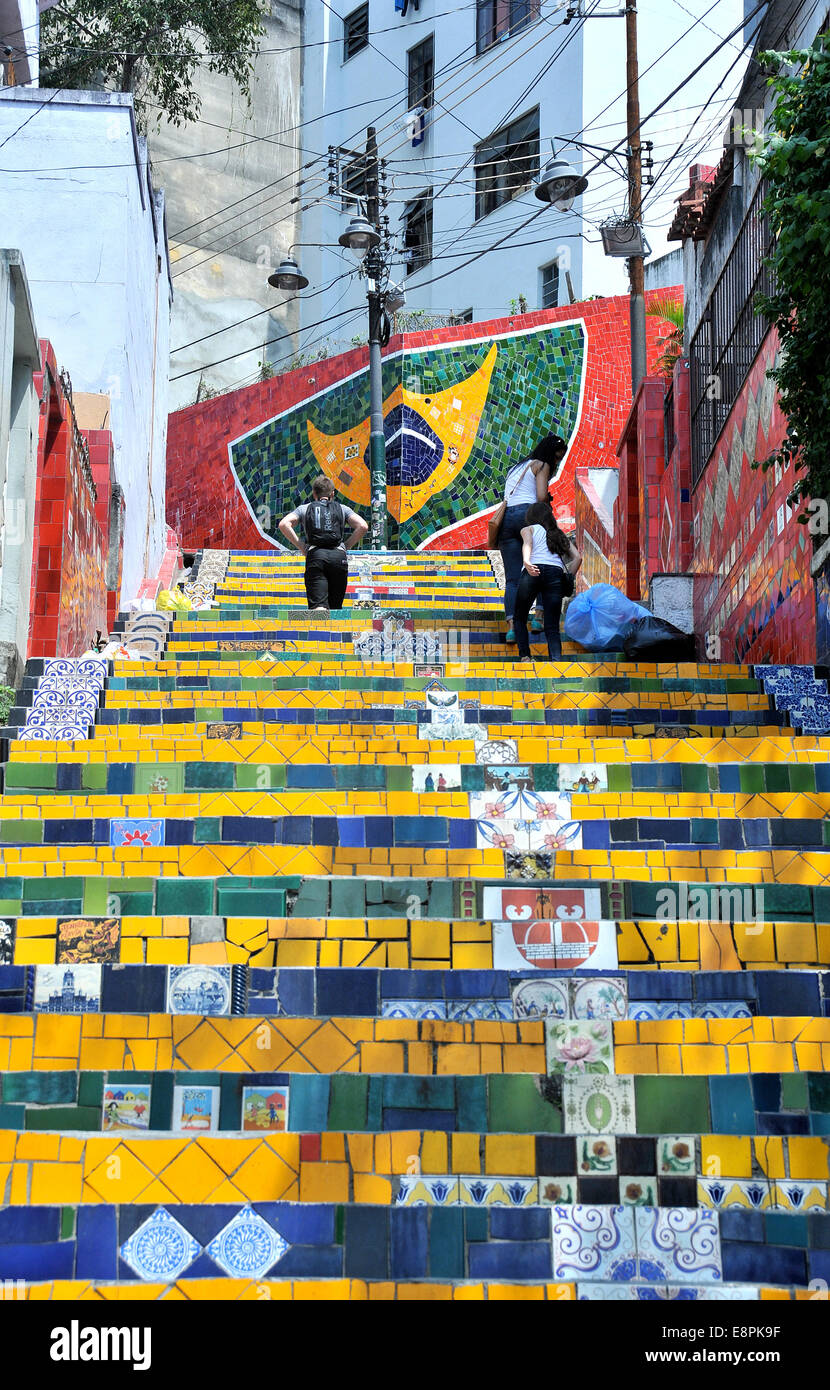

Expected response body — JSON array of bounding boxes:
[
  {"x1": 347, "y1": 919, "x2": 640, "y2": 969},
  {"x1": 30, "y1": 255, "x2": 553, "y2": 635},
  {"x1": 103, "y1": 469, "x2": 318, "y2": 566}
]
[
  {"x1": 498, "y1": 434, "x2": 568, "y2": 642},
  {"x1": 515, "y1": 501, "x2": 582, "y2": 662}
]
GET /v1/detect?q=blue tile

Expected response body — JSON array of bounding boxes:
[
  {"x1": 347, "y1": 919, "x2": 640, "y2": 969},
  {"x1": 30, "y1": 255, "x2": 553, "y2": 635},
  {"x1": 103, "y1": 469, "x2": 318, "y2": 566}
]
[
  {"x1": 709, "y1": 1076, "x2": 755, "y2": 1133},
  {"x1": 390, "y1": 1208, "x2": 428, "y2": 1278},
  {"x1": 167, "y1": 1205, "x2": 236, "y2": 1246},
  {"x1": 381, "y1": 970, "x2": 445, "y2": 999},
  {"x1": 0, "y1": 1207, "x2": 60, "y2": 1243},
  {"x1": 259, "y1": 1204, "x2": 335, "y2": 1246},
  {"x1": 719, "y1": 1209, "x2": 763, "y2": 1243},
  {"x1": 627, "y1": 971, "x2": 692, "y2": 1001},
  {"x1": 809, "y1": 1249, "x2": 830, "y2": 1283},
  {"x1": 344, "y1": 1208, "x2": 388, "y2": 1278},
  {"x1": 722, "y1": 1241, "x2": 805, "y2": 1285},
  {"x1": 336, "y1": 817, "x2": 365, "y2": 848},
  {"x1": 317, "y1": 969, "x2": 377, "y2": 1016},
  {"x1": 283, "y1": 1075, "x2": 330, "y2": 1132},
  {"x1": 270, "y1": 1245, "x2": 342, "y2": 1276},
  {"x1": 489, "y1": 1208, "x2": 550, "y2": 1240},
  {"x1": 383, "y1": 1107, "x2": 456, "y2": 1131},
  {"x1": 751, "y1": 1074, "x2": 781, "y2": 1112},
  {"x1": 0, "y1": 1242, "x2": 74, "y2": 1279},
  {"x1": 274, "y1": 970, "x2": 315, "y2": 1015},
  {"x1": 101, "y1": 965, "x2": 166, "y2": 1013},
  {"x1": 696, "y1": 972, "x2": 756, "y2": 1002},
  {"x1": 429, "y1": 1208, "x2": 464, "y2": 1279},
  {"x1": 285, "y1": 766, "x2": 336, "y2": 789},
  {"x1": 76, "y1": 1207, "x2": 118, "y2": 1279},
  {"x1": 468, "y1": 1241, "x2": 552, "y2": 1279},
  {"x1": 756, "y1": 972, "x2": 820, "y2": 1016}
]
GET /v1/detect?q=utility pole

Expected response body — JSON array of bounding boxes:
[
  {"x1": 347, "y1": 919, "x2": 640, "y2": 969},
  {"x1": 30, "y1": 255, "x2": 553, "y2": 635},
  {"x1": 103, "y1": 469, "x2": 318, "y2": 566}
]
[
  {"x1": 364, "y1": 126, "x2": 388, "y2": 550},
  {"x1": 626, "y1": 1, "x2": 647, "y2": 395}
]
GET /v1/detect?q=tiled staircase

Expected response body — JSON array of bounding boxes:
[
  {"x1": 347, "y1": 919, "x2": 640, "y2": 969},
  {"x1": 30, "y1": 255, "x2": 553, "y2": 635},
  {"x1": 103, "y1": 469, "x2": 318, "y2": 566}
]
[{"x1": 1, "y1": 548, "x2": 830, "y2": 1300}]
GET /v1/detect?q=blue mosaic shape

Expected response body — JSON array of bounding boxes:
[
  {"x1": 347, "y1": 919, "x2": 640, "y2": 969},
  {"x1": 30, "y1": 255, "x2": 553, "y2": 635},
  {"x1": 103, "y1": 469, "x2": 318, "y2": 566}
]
[{"x1": 110, "y1": 818, "x2": 165, "y2": 848}]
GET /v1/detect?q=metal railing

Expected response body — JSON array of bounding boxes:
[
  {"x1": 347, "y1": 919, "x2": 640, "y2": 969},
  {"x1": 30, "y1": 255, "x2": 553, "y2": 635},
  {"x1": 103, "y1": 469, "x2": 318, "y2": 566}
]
[{"x1": 689, "y1": 177, "x2": 776, "y2": 486}]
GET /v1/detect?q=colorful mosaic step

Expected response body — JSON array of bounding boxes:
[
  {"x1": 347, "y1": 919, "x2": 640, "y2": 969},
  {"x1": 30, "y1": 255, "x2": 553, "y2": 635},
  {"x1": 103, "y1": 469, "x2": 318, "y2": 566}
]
[{"x1": 2, "y1": 548, "x2": 829, "y2": 1300}]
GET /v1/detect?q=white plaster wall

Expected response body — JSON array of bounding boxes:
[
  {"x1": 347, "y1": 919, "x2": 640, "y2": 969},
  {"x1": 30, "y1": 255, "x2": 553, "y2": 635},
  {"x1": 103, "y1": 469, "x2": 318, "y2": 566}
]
[
  {"x1": 0, "y1": 90, "x2": 171, "y2": 602},
  {"x1": 299, "y1": 3, "x2": 584, "y2": 348}
]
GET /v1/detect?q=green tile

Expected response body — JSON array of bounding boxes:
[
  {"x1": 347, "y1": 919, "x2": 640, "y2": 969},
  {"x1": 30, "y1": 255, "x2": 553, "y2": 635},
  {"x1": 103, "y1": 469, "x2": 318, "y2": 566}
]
[
  {"x1": 327, "y1": 1075, "x2": 369, "y2": 1129},
  {"x1": 3, "y1": 1072, "x2": 77, "y2": 1103},
  {"x1": 149, "y1": 1073, "x2": 174, "y2": 1130},
  {"x1": 81, "y1": 764, "x2": 108, "y2": 791},
  {"x1": 25, "y1": 1105, "x2": 101, "y2": 1130},
  {"x1": 118, "y1": 892, "x2": 155, "y2": 916},
  {"x1": 607, "y1": 765, "x2": 632, "y2": 792},
  {"x1": 765, "y1": 1212, "x2": 807, "y2": 1247},
  {"x1": 465, "y1": 1208, "x2": 488, "y2": 1241},
  {"x1": 195, "y1": 817, "x2": 222, "y2": 843},
  {"x1": 807, "y1": 1074, "x2": 830, "y2": 1112},
  {"x1": 77, "y1": 1072, "x2": 104, "y2": 1107},
  {"x1": 328, "y1": 881, "x2": 363, "y2": 916},
  {"x1": 738, "y1": 765, "x2": 765, "y2": 793},
  {"x1": 217, "y1": 888, "x2": 285, "y2": 915},
  {"x1": 236, "y1": 764, "x2": 285, "y2": 790},
  {"x1": 765, "y1": 765, "x2": 790, "y2": 792},
  {"x1": 4, "y1": 762, "x2": 56, "y2": 789},
  {"x1": 186, "y1": 761, "x2": 234, "y2": 789},
  {"x1": 430, "y1": 1208, "x2": 464, "y2": 1278},
  {"x1": 385, "y1": 765, "x2": 411, "y2": 791},
  {"x1": 23, "y1": 878, "x2": 84, "y2": 901},
  {"x1": 634, "y1": 1075, "x2": 710, "y2": 1133},
  {"x1": 219, "y1": 1076, "x2": 243, "y2": 1130},
  {"x1": 157, "y1": 880, "x2": 214, "y2": 915},
  {"x1": 287, "y1": 1076, "x2": 330, "y2": 1131},
  {"x1": 679, "y1": 765, "x2": 709, "y2": 792},
  {"x1": 788, "y1": 765, "x2": 815, "y2": 792},
  {"x1": 134, "y1": 764, "x2": 185, "y2": 795},
  {"x1": 0, "y1": 1103, "x2": 25, "y2": 1126},
  {"x1": 763, "y1": 885, "x2": 812, "y2": 918},
  {"x1": 60, "y1": 1207, "x2": 76, "y2": 1240},
  {"x1": 690, "y1": 819, "x2": 719, "y2": 844},
  {"x1": 781, "y1": 1073, "x2": 808, "y2": 1109},
  {"x1": 83, "y1": 880, "x2": 110, "y2": 914},
  {"x1": 487, "y1": 1075, "x2": 562, "y2": 1133}
]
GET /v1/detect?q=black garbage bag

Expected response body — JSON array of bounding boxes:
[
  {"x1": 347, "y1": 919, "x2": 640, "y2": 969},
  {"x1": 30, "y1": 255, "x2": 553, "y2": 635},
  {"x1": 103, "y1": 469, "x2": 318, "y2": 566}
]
[{"x1": 621, "y1": 616, "x2": 697, "y2": 662}]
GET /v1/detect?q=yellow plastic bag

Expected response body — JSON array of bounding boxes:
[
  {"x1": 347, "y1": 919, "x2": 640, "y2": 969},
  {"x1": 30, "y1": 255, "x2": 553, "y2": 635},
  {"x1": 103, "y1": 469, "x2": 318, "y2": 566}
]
[{"x1": 157, "y1": 587, "x2": 192, "y2": 612}]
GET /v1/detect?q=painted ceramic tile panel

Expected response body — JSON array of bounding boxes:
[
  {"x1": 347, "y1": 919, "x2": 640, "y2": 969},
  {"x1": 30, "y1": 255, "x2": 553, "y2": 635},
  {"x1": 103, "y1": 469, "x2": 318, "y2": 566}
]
[
  {"x1": 576, "y1": 1136, "x2": 617, "y2": 1174},
  {"x1": 563, "y1": 1075, "x2": 636, "y2": 1134},
  {"x1": 570, "y1": 976, "x2": 628, "y2": 1020},
  {"x1": 557, "y1": 764, "x2": 609, "y2": 793},
  {"x1": 512, "y1": 977, "x2": 571, "y2": 1020},
  {"x1": 110, "y1": 818, "x2": 165, "y2": 848},
  {"x1": 102, "y1": 1083, "x2": 152, "y2": 1132},
  {"x1": 120, "y1": 1209, "x2": 200, "y2": 1282},
  {"x1": 483, "y1": 885, "x2": 603, "y2": 923},
  {"x1": 0, "y1": 918, "x2": 14, "y2": 965},
  {"x1": 56, "y1": 916, "x2": 120, "y2": 964},
  {"x1": 34, "y1": 963, "x2": 101, "y2": 1012},
  {"x1": 657, "y1": 1138, "x2": 696, "y2": 1176},
  {"x1": 172, "y1": 1085, "x2": 220, "y2": 1133},
  {"x1": 242, "y1": 1085, "x2": 289, "y2": 1132},
  {"x1": 166, "y1": 965, "x2": 232, "y2": 1016},
  {"x1": 545, "y1": 1019, "x2": 614, "y2": 1075},
  {"x1": 411, "y1": 765, "x2": 461, "y2": 792},
  {"x1": 228, "y1": 321, "x2": 586, "y2": 549},
  {"x1": 634, "y1": 1208, "x2": 722, "y2": 1284},
  {"x1": 493, "y1": 919, "x2": 618, "y2": 973},
  {"x1": 207, "y1": 1208, "x2": 289, "y2": 1279},
  {"x1": 551, "y1": 1204, "x2": 637, "y2": 1282}
]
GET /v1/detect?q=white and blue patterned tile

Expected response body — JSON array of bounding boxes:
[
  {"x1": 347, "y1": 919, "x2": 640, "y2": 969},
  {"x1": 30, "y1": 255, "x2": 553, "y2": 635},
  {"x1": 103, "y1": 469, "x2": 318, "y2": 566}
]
[
  {"x1": 769, "y1": 1180, "x2": 828, "y2": 1212},
  {"x1": 446, "y1": 999, "x2": 513, "y2": 1021},
  {"x1": 551, "y1": 1204, "x2": 637, "y2": 1282},
  {"x1": 395, "y1": 1176, "x2": 460, "y2": 1206},
  {"x1": 166, "y1": 965, "x2": 231, "y2": 1016},
  {"x1": 634, "y1": 1207, "x2": 722, "y2": 1284},
  {"x1": 697, "y1": 1178, "x2": 772, "y2": 1211},
  {"x1": 120, "y1": 1207, "x2": 200, "y2": 1282},
  {"x1": 459, "y1": 1177, "x2": 538, "y2": 1207},
  {"x1": 110, "y1": 818, "x2": 165, "y2": 848},
  {"x1": 381, "y1": 999, "x2": 448, "y2": 1020},
  {"x1": 628, "y1": 1000, "x2": 694, "y2": 1020},
  {"x1": 207, "y1": 1206, "x2": 289, "y2": 1278},
  {"x1": 693, "y1": 1001, "x2": 752, "y2": 1018}
]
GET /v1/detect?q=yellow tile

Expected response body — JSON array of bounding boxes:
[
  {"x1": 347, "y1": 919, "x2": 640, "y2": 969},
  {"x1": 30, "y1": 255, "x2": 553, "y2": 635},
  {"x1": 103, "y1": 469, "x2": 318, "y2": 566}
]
[
  {"x1": 789, "y1": 1137, "x2": 830, "y2": 1181},
  {"x1": 700, "y1": 1136, "x2": 751, "y2": 1179},
  {"x1": 30, "y1": 1162, "x2": 83, "y2": 1204},
  {"x1": 299, "y1": 1161, "x2": 350, "y2": 1203},
  {"x1": 451, "y1": 1133, "x2": 481, "y2": 1174},
  {"x1": 484, "y1": 1135, "x2": 535, "y2": 1176}
]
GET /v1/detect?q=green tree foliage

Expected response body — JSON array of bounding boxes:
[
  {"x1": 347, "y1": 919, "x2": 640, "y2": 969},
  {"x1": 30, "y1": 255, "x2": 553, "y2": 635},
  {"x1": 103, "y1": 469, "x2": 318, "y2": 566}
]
[
  {"x1": 645, "y1": 294, "x2": 684, "y2": 377},
  {"x1": 751, "y1": 33, "x2": 830, "y2": 515},
  {"x1": 40, "y1": 0, "x2": 267, "y2": 128}
]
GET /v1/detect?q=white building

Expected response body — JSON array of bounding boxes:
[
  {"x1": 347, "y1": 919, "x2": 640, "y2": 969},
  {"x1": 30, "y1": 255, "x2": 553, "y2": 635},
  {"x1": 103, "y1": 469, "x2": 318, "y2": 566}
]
[
  {"x1": 296, "y1": 0, "x2": 585, "y2": 346},
  {"x1": 0, "y1": 250, "x2": 39, "y2": 686},
  {"x1": 0, "y1": 88, "x2": 172, "y2": 602},
  {"x1": 0, "y1": 0, "x2": 40, "y2": 85}
]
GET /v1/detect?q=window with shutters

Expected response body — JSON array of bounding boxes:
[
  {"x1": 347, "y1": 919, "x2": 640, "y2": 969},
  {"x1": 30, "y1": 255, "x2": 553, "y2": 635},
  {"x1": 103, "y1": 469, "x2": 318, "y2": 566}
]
[
  {"x1": 343, "y1": 3, "x2": 369, "y2": 60},
  {"x1": 403, "y1": 191, "x2": 433, "y2": 274},
  {"x1": 541, "y1": 260, "x2": 559, "y2": 309},
  {"x1": 407, "y1": 35, "x2": 434, "y2": 109},
  {"x1": 341, "y1": 154, "x2": 367, "y2": 212},
  {"x1": 476, "y1": 0, "x2": 541, "y2": 54},
  {"x1": 474, "y1": 108, "x2": 540, "y2": 220}
]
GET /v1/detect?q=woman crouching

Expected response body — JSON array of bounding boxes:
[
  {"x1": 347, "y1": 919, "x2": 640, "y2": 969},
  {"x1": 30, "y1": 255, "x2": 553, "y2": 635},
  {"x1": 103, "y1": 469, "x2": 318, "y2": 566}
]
[{"x1": 515, "y1": 503, "x2": 582, "y2": 663}]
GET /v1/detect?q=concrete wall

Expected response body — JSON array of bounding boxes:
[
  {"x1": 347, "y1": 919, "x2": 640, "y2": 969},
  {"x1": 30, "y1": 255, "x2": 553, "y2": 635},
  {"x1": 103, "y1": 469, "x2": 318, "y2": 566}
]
[
  {"x1": 298, "y1": 2, "x2": 584, "y2": 348},
  {"x1": 644, "y1": 249, "x2": 683, "y2": 292},
  {"x1": 149, "y1": 0, "x2": 303, "y2": 409},
  {"x1": 0, "y1": 251, "x2": 39, "y2": 686},
  {"x1": 0, "y1": 89, "x2": 172, "y2": 603}
]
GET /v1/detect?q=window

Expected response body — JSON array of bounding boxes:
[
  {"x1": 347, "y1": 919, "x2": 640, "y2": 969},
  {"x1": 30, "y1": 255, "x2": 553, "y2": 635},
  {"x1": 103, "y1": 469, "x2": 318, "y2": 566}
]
[
  {"x1": 476, "y1": 0, "x2": 541, "y2": 54},
  {"x1": 344, "y1": 3, "x2": 369, "y2": 61},
  {"x1": 341, "y1": 154, "x2": 367, "y2": 212},
  {"x1": 454, "y1": 308, "x2": 474, "y2": 324},
  {"x1": 541, "y1": 260, "x2": 559, "y2": 309},
  {"x1": 403, "y1": 190, "x2": 433, "y2": 273},
  {"x1": 407, "y1": 34, "x2": 434, "y2": 109},
  {"x1": 474, "y1": 108, "x2": 539, "y2": 220}
]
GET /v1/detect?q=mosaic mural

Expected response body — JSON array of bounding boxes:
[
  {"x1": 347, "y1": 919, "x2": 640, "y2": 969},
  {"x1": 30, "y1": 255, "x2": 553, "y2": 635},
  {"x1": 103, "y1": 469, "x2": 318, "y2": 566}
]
[{"x1": 229, "y1": 321, "x2": 586, "y2": 550}]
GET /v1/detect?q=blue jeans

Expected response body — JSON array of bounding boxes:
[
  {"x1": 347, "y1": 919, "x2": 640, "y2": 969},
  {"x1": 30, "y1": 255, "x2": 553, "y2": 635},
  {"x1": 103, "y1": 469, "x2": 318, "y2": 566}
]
[
  {"x1": 515, "y1": 565, "x2": 566, "y2": 660},
  {"x1": 499, "y1": 505, "x2": 531, "y2": 621}
]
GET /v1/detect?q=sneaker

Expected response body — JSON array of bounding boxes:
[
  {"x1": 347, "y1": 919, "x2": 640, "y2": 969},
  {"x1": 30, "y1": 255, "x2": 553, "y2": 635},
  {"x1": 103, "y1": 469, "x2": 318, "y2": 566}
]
[
  {"x1": 505, "y1": 629, "x2": 516, "y2": 643},
  {"x1": 530, "y1": 615, "x2": 544, "y2": 633}
]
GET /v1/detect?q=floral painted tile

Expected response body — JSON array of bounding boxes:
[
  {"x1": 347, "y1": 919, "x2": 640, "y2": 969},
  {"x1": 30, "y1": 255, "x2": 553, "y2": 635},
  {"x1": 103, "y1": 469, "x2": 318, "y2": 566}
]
[
  {"x1": 395, "y1": 1177, "x2": 460, "y2": 1206},
  {"x1": 697, "y1": 1178, "x2": 772, "y2": 1211},
  {"x1": 539, "y1": 1176, "x2": 577, "y2": 1205},
  {"x1": 634, "y1": 1207, "x2": 722, "y2": 1284},
  {"x1": 551, "y1": 1204, "x2": 637, "y2": 1282},
  {"x1": 110, "y1": 817, "x2": 165, "y2": 848},
  {"x1": 576, "y1": 1135, "x2": 617, "y2": 1175},
  {"x1": 570, "y1": 975, "x2": 627, "y2": 1021},
  {"x1": 619, "y1": 1176, "x2": 658, "y2": 1206},
  {"x1": 120, "y1": 1208, "x2": 200, "y2": 1282},
  {"x1": 657, "y1": 1137, "x2": 696, "y2": 1176},
  {"x1": 546, "y1": 1019, "x2": 613, "y2": 1075},
  {"x1": 563, "y1": 1075, "x2": 635, "y2": 1134},
  {"x1": 207, "y1": 1207, "x2": 289, "y2": 1278},
  {"x1": 511, "y1": 977, "x2": 570, "y2": 1021}
]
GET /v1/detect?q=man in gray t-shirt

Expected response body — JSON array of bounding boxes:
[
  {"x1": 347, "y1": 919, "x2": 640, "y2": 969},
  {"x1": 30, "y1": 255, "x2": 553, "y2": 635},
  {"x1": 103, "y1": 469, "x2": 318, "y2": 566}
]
[{"x1": 278, "y1": 475, "x2": 367, "y2": 610}]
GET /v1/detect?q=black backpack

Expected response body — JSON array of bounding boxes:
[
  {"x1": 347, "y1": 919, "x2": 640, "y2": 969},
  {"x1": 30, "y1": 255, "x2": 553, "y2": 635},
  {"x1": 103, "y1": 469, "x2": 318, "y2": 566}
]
[{"x1": 304, "y1": 497, "x2": 345, "y2": 550}]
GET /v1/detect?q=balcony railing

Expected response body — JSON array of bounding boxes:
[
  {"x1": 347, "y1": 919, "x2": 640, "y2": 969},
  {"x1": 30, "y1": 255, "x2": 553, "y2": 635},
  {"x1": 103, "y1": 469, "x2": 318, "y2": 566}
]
[{"x1": 689, "y1": 178, "x2": 776, "y2": 487}]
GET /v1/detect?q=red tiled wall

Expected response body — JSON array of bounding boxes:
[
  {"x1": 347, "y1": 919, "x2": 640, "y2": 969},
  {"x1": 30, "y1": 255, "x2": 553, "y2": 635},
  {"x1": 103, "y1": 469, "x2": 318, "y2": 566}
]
[
  {"x1": 29, "y1": 342, "x2": 109, "y2": 660},
  {"x1": 167, "y1": 294, "x2": 679, "y2": 552},
  {"x1": 692, "y1": 327, "x2": 815, "y2": 664},
  {"x1": 656, "y1": 359, "x2": 693, "y2": 573}
]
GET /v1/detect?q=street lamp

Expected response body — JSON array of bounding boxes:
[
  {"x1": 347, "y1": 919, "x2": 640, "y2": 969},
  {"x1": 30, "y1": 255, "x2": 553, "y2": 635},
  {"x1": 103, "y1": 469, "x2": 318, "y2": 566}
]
[
  {"x1": 534, "y1": 149, "x2": 589, "y2": 213},
  {"x1": 338, "y1": 215, "x2": 381, "y2": 255},
  {"x1": 267, "y1": 250, "x2": 309, "y2": 291}
]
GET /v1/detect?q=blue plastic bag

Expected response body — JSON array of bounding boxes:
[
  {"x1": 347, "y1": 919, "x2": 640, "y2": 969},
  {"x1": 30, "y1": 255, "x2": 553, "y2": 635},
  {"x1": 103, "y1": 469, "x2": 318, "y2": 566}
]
[{"x1": 563, "y1": 584, "x2": 651, "y2": 652}]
